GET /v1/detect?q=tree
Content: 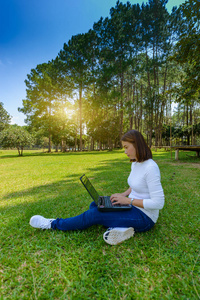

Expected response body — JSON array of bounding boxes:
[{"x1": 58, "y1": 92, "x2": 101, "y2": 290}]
[
  {"x1": 0, "y1": 126, "x2": 34, "y2": 156},
  {"x1": 173, "y1": 0, "x2": 200, "y2": 98},
  {"x1": 169, "y1": 0, "x2": 200, "y2": 145},
  {"x1": 59, "y1": 30, "x2": 98, "y2": 151},
  {"x1": 19, "y1": 59, "x2": 71, "y2": 152},
  {"x1": 0, "y1": 102, "x2": 11, "y2": 131},
  {"x1": 93, "y1": 1, "x2": 139, "y2": 141},
  {"x1": 140, "y1": 0, "x2": 174, "y2": 146}
]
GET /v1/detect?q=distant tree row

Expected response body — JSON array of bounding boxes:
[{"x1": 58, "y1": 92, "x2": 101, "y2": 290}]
[
  {"x1": 0, "y1": 101, "x2": 200, "y2": 155},
  {"x1": 1, "y1": 0, "x2": 200, "y2": 154}
]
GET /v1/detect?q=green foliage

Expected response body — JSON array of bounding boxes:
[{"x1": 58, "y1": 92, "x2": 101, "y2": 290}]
[
  {"x1": 0, "y1": 126, "x2": 34, "y2": 155},
  {"x1": 59, "y1": 30, "x2": 99, "y2": 151},
  {"x1": 0, "y1": 102, "x2": 11, "y2": 131},
  {"x1": 87, "y1": 116, "x2": 120, "y2": 149},
  {"x1": 0, "y1": 150, "x2": 199, "y2": 299},
  {"x1": 173, "y1": 0, "x2": 200, "y2": 99},
  {"x1": 19, "y1": 59, "x2": 72, "y2": 152},
  {"x1": 19, "y1": 0, "x2": 200, "y2": 149}
]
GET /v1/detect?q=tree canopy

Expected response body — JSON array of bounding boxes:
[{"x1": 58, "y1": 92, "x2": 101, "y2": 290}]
[
  {"x1": 18, "y1": 0, "x2": 200, "y2": 150},
  {"x1": 0, "y1": 126, "x2": 34, "y2": 156}
]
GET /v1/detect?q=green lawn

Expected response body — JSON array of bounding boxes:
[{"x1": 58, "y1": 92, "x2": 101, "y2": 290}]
[{"x1": 0, "y1": 149, "x2": 199, "y2": 299}]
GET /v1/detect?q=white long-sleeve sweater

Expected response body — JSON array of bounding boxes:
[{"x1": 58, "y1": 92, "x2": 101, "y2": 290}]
[{"x1": 128, "y1": 159, "x2": 165, "y2": 223}]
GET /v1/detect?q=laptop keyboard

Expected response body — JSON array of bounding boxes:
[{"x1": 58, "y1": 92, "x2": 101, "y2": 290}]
[
  {"x1": 100, "y1": 196, "x2": 121, "y2": 208},
  {"x1": 104, "y1": 196, "x2": 113, "y2": 207}
]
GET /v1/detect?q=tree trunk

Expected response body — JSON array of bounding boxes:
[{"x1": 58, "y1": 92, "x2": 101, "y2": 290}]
[
  {"x1": 79, "y1": 87, "x2": 83, "y2": 151},
  {"x1": 48, "y1": 133, "x2": 51, "y2": 153},
  {"x1": 130, "y1": 77, "x2": 135, "y2": 130},
  {"x1": 186, "y1": 102, "x2": 190, "y2": 145},
  {"x1": 119, "y1": 72, "x2": 124, "y2": 140},
  {"x1": 139, "y1": 84, "x2": 143, "y2": 132}
]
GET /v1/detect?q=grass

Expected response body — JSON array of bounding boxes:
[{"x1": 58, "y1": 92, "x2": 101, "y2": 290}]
[{"x1": 0, "y1": 149, "x2": 199, "y2": 299}]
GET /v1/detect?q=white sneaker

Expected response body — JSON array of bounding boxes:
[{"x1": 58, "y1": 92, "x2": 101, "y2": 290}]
[
  {"x1": 29, "y1": 215, "x2": 55, "y2": 229},
  {"x1": 103, "y1": 227, "x2": 134, "y2": 245}
]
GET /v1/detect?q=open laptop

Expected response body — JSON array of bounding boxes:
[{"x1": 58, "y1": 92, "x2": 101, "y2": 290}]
[{"x1": 80, "y1": 174, "x2": 132, "y2": 212}]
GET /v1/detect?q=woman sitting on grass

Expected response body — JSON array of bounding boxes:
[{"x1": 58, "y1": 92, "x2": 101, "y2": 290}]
[{"x1": 30, "y1": 130, "x2": 165, "y2": 245}]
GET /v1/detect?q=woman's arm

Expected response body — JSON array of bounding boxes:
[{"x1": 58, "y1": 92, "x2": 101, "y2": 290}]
[
  {"x1": 131, "y1": 199, "x2": 144, "y2": 208},
  {"x1": 120, "y1": 187, "x2": 131, "y2": 197},
  {"x1": 110, "y1": 194, "x2": 144, "y2": 207},
  {"x1": 110, "y1": 187, "x2": 144, "y2": 207},
  {"x1": 110, "y1": 187, "x2": 131, "y2": 200},
  {"x1": 143, "y1": 166, "x2": 165, "y2": 210}
]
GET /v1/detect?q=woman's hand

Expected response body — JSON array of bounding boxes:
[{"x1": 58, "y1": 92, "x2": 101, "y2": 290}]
[{"x1": 110, "y1": 193, "x2": 131, "y2": 206}]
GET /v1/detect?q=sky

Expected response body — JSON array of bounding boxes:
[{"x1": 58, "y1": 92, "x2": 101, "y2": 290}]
[{"x1": 0, "y1": 0, "x2": 186, "y2": 126}]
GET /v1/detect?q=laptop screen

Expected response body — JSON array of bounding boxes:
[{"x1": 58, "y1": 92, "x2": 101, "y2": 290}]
[{"x1": 80, "y1": 174, "x2": 100, "y2": 204}]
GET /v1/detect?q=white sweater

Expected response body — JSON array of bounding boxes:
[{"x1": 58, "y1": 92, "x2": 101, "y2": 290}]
[{"x1": 128, "y1": 159, "x2": 165, "y2": 223}]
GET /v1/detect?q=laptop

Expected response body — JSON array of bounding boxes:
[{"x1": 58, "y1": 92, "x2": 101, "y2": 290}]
[{"x1": 80, "y1": 174, "x2": 132, "y2": 212}]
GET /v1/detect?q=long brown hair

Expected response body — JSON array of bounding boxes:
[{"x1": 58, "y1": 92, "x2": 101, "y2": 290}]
[{"x1": 121, "y1": 130, "x2": 152, "y2": 162}]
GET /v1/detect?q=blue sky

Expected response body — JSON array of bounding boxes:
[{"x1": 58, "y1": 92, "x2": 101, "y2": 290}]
[{"x1": 0, "y1": 0, "x2": 185, "y2": 126}]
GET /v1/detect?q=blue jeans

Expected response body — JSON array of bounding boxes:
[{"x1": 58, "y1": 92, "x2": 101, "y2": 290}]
[{"x1": 51, "y1": 202, "x2": 155, "y2": 232}]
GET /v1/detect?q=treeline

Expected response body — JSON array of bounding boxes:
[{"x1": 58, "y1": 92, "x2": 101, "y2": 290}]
[{"x1": 7, "y1": 0, "x2": 200, "y2": 151}]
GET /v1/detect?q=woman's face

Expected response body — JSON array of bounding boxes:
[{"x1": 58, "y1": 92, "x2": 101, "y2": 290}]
[{"x1": 122, "y1": 141, "x2": 137, "y2": 161}]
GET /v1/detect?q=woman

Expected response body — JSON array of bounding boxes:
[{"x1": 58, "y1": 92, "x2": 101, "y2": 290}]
[{"x1": 30, "y1": 130, "x2": 165, "y2": 245}]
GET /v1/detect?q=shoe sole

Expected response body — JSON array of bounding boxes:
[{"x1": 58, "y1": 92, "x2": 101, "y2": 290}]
[{"x1": 103, "y1": 227, "x2": 134, "y2": 245}]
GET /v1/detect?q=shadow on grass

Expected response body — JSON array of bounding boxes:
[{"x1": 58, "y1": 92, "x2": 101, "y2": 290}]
[
  {"x1": 2, "y1": 149, "x2": 199, "y2": 166},
  {"x1": 1, "y1": 149, "x2": 199, "y2": 227},
  {"x1": 0, "y1": 149, "x2": 123, "y2": 159},
  {"x1": 1, "y1": 150, "x2": 199, "y2": 300},
  {"x1": 1, "y1": 149, "x2": 199, "y2": 172},
  {"x1": 0, "y1": 157, "x2": 131, "y2": 225},
  {"x1": 0, "y1": 155, "x2": 167, "y2": 252},
  {"x1": 1, "y1": 149, "x2": 198, "y2": 244},
  {"x1": 0, "y1": 158, "x2": 142, "y2": 255}
]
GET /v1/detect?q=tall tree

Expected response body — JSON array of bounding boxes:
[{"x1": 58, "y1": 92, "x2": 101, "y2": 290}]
[
  {"x1": 19, "y1": 59, "x2": 70, "y2": 152},
  {"x1": 140, "y1": 0, "x2": 173, "y2": 146},
  {"x1": 59, "y1": 30, "x2": 98, "y2": 151},
  {"x1": 93, "y1": 1, "x2": 140, "y2": 141},
  {"x1": 173, "y1": 0, "x2": 200, "y2": 99}
]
